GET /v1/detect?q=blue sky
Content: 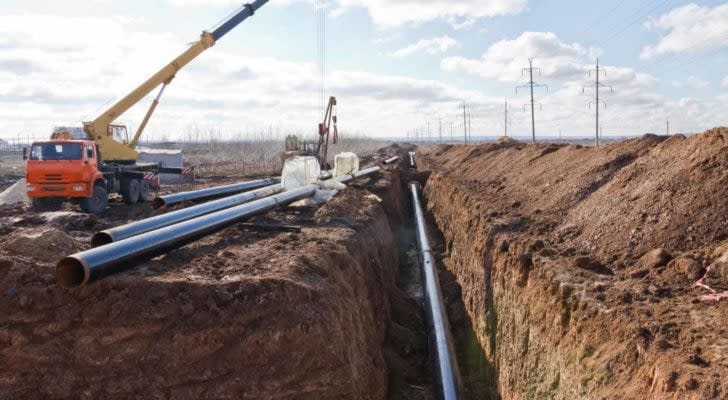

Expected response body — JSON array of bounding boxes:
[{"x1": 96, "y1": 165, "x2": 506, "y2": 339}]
[{"x1": 0, "y1": 0, "x2": 726, "y2": 140}]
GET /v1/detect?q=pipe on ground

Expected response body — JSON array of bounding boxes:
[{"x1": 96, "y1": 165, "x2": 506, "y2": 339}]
[
  {"x1": 152, "y1": 177, "x2": 279, "y2": 209},
  {"x1": 57, "y1": 167, "x2": 381, "y2": 289},
  {"x1": 409, "y1": 182, "x2": 463, "y2": 400},
  {"x1": 383, "y1": 156, "x2": 399, "y2": 165},
  {"x1": 93, "y1": 183, "x2": 284, "y2": 246}
]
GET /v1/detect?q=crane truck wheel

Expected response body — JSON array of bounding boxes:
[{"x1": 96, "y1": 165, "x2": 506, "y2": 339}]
[
  {"x1": 80, "y1": 185, "x2": 108, "y2": 214},
  {"x1": 121, "y1": 178, "x2": 141, "y2": 205},
  {"x1": 139, "y1": 179, "x2": 154, "y2": 202}
]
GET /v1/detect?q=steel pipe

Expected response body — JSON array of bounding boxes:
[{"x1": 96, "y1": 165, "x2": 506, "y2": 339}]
[
  {"x1": 383, "y1": 155, "x2": 399, "y2": 165},
  {"x1": 336, "y1": 166, "x2": 380, "y2": 183},
  {"x1": 92, "y1": 183, "x2": 284, "y2": 246},
  {"x1": 409, "y1": 182, "x2": 463, "y2": 400},
  {"x1": 57, "y1": 168, "x2": 381, "y2": 289},
  {"x1": 408, "y1": 151, "x2": 416, "y2": 170},
  {"x1": 152, "y1": 177, "x2": 279, "y2": 209}
]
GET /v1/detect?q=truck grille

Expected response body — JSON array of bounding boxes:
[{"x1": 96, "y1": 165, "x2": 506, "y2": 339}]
[
  {"x1": 41, "y1": 185, "x2": 65, "y2": 192},
  {"x1": 44, "y1": 174, "x2": 63, "y2": 182}
]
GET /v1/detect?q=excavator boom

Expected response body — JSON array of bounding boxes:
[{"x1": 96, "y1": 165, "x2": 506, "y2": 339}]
[{"x1": 83, "y1": 0, "x2": 268, "y2": 162}]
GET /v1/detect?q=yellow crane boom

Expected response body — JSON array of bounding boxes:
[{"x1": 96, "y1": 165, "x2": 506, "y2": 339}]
[{"x1": 53, "y1": 1, "x2": 269, "y2": 162}]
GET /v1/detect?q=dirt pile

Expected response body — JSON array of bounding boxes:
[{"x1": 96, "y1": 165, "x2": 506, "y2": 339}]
[
  {"x1": 0, "y1": 152, "x2": 414, "y2": 399},
  {"x1": 0, "y1": 229, "x2": 83, "y2": 262},
  {"x1": 0, "y1": 179, "x2": 29, "y2": 205},
  {"x1": 417, "y1": 128, "x2": 728, "y2": 399}
]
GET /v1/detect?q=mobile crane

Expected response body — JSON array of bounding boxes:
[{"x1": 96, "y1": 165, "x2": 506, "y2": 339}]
[
  {"x1": 283, "y1": 96, "x2": 339, "y2": 169},
  {"x1": 24, "y1": 0, "x2": 269, "y2": 213}
]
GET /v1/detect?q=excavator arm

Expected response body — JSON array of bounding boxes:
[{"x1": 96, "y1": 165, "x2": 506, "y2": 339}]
[{"x1": 77, "y1": 0, "x2": 268, "y2": 162}]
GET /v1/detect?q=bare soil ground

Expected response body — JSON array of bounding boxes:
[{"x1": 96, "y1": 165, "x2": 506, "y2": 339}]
[
  {"x1": 0, "y1": 145, "x2": 432, "y2": 399},
  {"x1": 417, "y1": 128, "x2": 728, "y2": 399}
]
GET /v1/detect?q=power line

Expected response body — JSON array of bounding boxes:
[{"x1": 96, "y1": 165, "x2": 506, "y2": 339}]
[
  {"x1": 583, "y1": 58, "x2": 613, "y2": 147},
  {"x1": 315, "y1": 0, "x2": 326, "y2": 114},
  {"x1": 516, "y1": 58, "x2": 549, "y2": 143},
  {"x1": 600, "y1": 0, "x2": 673, "y2": 44},
  {"x1": 575, "y1": 0, "x2": 630, "y2": 42}
]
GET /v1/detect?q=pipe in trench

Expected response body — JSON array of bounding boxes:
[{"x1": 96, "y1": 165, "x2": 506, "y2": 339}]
[
  {"x1": 410, "y1": 181, "x2": 463, "y2": 400},
  {"x1": 151, "y1": 177, "x2": 279, "y2": 209},
  {"x1": 92, "y1": 183, "x2": 285, "y2": 246},
  {"x1": 383, "y1": 155, "x2": 399, "y2": 165},
  {"x1": 56, "y1": 167, "x2": 381, "y2": 289},
  {"x1": 408, "y1": 151, "x2": 416, "y2": 170}
]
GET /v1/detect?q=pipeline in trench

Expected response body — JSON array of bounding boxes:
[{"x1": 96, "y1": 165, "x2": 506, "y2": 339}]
[{"x1": 383, "y1": 154, "x2": 498, "y2": 399}]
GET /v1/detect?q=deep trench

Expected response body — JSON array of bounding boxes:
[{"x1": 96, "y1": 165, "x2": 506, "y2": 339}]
[{"x1": 381, "y1": 168, "x2": 499, "y2": 400}]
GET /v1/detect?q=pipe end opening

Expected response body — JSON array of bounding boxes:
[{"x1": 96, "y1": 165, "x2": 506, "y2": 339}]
[
  {"x1": 56, "y1": 257, "x2": 88, "y2": 289},
  {"x1": 91, "y1": 232, "x2": 114, "y2": 247},
  {"x1": 151, "y1": 198, "x2": 165, "y2": 209}
]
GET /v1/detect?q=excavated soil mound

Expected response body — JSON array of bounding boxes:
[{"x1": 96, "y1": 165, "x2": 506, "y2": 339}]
[
  {"x1": 418, "y1": 128, "x2": 728, "y2": 399},
  {"x1": 0, "y1": 229, "x2": 83, "y2": 262}
]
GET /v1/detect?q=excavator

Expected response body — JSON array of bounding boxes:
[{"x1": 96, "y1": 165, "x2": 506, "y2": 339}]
[{"x1": 24, "y1": 0, "x2": 269, "y2": 213}]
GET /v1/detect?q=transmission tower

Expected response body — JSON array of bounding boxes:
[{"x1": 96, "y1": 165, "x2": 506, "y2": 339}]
[
  {"x1": 503, "y1": 100, "x2": 512, "y2": 137},
  {"x1": 516, "y1": 58, "x2": 548, "y2": 143},
  {"x1": 462, "y1": 103, "x2": 468, "y2": 144},
  {"x1": 583, "y1": 58, "x2": 613, "y2": 147},
  {"x1": 468, "y1": 110, "x2": 472, "y2": 143},
  {"x1": 438, "y1": 117, "x2": 443, "y2": 143}
]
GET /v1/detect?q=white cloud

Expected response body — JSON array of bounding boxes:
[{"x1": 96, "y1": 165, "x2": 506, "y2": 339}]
[
  {"x1": 437, "y1": 31, "x2": 712, "y2": 137},
  {"x1": 441, "y1": 32, "x2": 586, "y2": 82},
  {"x1": 390, "y1": 36, "x2": 457, "y2": 58},
  {"x1": 168, "y1": 0, "x2": 528, "y2": 28},
  {"x1": 685, "y1": 76, "x2": 710, "y2": 89},
  {"x1": 641, "y1": 3, "x2": 728, "y2": 59},
  {"x1": 333, "y1": 0, "x2": 528, "y2": 27},
  {"x1": 0, "y1": 14, "x2": 500, "y2": 139}
]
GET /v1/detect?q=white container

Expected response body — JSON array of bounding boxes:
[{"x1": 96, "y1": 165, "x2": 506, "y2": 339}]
[
  {"x1": 281, "y1": 156, "x2": 321, "y2": 190},
  {"x1": 333, "y1": 152, "x2": 360, "y2": 177}
]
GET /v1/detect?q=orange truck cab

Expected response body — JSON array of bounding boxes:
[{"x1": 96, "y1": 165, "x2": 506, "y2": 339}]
[
  {"x1": 25, "y1": 139, "x2": 161, "y2": 213},
  {"x1": 26, "y1": 140, "x2": 102, "y2": 198}
]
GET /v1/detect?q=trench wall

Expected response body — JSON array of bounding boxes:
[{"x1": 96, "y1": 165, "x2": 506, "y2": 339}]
[
  {"x1": 0, "y1": 169, "x2": 406, "y2": 400},
  {"x1": 417, "y1": 131, "x2": 728, "y2": 399}
]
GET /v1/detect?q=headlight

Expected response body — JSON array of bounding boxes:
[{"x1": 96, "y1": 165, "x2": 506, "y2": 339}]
[
  {"x1": 72, "y1": 184, "x2": 86, "y2": 192},
  {"x1": 26, "y1": 184, "x2": 36, "y2": 192}
]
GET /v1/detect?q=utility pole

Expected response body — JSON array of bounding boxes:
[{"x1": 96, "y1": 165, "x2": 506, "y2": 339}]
[
  {"x1": 666, "y1": 119, "x2": 670, "y2": 135},
  {"x1": 462, "y1": 103, "x2": 468, "y2": 144},
  {"x1": 516, "y1": 58, "x2": 548, "y2": 143},
  {"x1": 583, "y1": 58, "x2": 612, "y2": 147},
  {"x1": 449, "y1": 121, "x2": 454, "y2": 142}
]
